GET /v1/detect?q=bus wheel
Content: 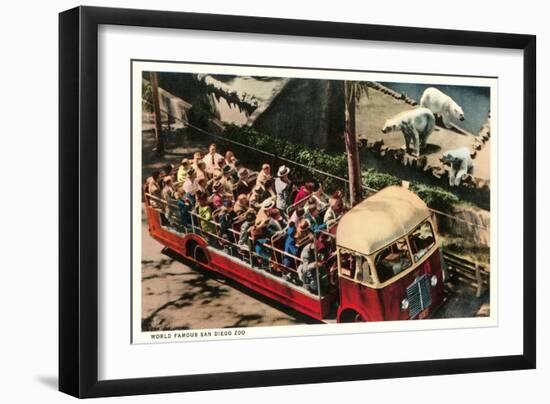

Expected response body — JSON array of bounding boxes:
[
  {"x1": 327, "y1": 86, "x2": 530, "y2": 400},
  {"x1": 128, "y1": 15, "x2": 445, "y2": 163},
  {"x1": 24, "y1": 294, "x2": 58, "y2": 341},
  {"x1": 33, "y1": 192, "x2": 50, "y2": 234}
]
[
  {"x1": 340, "y1": 309, "x2": 365, "y2": 323},
  {"x1": 185, "y1": 240, "x2": 208, "y2": 265},
  {"x1": 193, "y1": 245, "x2": 208, "y2": 265}
]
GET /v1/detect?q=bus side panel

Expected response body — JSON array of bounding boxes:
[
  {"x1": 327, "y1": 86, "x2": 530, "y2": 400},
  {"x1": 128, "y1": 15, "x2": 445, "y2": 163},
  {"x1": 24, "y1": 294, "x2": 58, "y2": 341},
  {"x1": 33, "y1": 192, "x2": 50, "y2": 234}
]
[
  {"x1": 379, "y1": 249, "x2": 445, "y2": 320},
  {"x1": 338, "y1": 277, "x2": 385, "y2": 322},
  {"x1": 208, "y1": 252, "x2": 329, "y2": 321}
]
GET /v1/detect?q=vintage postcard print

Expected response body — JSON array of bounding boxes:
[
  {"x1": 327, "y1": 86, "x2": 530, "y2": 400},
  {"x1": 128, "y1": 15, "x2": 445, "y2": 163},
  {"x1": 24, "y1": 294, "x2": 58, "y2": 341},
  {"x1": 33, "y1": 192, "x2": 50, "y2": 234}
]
[{"x1": 132, "y1": 61, "x2": 497, "y2": 344}]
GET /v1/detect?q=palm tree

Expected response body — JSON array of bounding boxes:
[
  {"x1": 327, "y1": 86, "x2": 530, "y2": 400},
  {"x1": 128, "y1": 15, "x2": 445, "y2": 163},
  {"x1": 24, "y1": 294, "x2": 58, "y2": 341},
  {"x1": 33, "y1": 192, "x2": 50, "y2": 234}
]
[
  {"x1": 149, "y1": 71, "x2": 164, "y2": 156},
  {"x1": 344, "y1": 81, "x2": 369, "y2": 205}
]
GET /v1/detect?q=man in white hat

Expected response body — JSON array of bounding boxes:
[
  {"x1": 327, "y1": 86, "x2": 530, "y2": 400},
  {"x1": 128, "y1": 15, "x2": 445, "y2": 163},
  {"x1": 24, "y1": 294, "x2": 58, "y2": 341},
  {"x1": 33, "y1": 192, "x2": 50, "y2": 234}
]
[{"x1": 275, "y1": 165, "x2": 292, "y2": 212}]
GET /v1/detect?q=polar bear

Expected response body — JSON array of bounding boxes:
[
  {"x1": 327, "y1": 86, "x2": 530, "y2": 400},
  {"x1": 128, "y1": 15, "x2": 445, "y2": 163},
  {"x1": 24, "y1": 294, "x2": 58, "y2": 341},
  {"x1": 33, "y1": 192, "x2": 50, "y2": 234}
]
[
  {"x1": 381, "y1": 107, "x2": 436, "y2": 157},
  {"x1": 440, "y1": 147, "x2": 474, "y2": 186},
  {"x1": 420, "y1": 87, "x2": 464, "y2": 129}
]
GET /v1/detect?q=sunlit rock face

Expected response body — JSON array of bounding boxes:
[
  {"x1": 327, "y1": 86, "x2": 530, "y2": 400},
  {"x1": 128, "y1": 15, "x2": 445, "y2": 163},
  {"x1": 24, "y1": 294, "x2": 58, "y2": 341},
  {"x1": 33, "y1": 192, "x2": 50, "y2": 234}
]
[{"x1": 253, "y1": 79, "x2": 345, "y2": 152}]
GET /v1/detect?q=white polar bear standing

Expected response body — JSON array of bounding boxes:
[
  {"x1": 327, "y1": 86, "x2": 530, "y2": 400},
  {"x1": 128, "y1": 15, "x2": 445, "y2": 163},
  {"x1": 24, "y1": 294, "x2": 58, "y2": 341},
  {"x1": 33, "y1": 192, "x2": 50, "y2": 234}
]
[
  {"x1": 420, "y1": 87, "x2": 465, "y2": 129},
  {"x1": 440, "y1": 147, "x2": 474, "y2": 186},
  {"x1": 381, "y1": 107, "x2": 436, "y2": 157}
]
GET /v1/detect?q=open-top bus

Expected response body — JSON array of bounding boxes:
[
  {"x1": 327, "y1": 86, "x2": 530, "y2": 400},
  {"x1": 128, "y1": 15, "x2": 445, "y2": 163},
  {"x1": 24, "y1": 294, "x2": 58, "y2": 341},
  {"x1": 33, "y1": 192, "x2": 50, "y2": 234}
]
[{"x1": 144, "y1": 174, "x2": 445, "y2": 323}]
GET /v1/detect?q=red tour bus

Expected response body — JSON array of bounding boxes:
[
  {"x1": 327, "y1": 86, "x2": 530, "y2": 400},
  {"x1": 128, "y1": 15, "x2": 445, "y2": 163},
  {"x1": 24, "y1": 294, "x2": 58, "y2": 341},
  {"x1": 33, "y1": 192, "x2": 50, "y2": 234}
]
[{"x1": 144, "y1": 182, "x2": 445, "y2": 323}]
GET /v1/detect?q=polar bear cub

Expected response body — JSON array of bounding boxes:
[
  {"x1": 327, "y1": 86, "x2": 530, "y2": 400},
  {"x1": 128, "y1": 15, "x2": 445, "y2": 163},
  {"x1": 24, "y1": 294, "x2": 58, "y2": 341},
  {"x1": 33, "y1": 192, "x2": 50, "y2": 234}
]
[
  {"x1": 440, "y1": 147, "x2": 474, "y2": 186},
  {"x1": 381, "y1": 107, "x2": 436, "y2": 157},
  {"x1": 420, "y1": 87, "x2": 464, "y2": 129}
]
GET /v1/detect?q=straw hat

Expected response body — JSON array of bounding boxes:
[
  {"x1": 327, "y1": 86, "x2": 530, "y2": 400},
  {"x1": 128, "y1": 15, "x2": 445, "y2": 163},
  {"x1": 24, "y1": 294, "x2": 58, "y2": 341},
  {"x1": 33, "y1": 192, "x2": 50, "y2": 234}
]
[{"x1": 277, "y1": 165, "x2": 290, "y2": 177}]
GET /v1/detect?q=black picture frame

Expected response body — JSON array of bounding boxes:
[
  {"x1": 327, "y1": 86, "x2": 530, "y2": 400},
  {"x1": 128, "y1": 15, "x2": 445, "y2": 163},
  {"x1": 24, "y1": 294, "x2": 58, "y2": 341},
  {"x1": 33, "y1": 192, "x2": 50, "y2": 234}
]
[{"x1": 59, "y1": 5, "x2": 536, "y2": 398}]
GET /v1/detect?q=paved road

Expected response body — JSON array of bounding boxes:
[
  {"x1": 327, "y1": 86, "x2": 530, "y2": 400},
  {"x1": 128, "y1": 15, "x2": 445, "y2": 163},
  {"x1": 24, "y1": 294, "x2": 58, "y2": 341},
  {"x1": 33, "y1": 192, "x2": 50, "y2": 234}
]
[{"x1": 141, "y1": 214, "x2": 316, "y2": 331}]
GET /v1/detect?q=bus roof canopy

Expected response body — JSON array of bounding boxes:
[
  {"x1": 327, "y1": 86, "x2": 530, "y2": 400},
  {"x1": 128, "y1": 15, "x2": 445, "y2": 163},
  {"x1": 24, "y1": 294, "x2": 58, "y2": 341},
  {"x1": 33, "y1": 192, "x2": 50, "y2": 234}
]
[{"x1": 336, "y1": 186, "x2": 431, "y2": 255}]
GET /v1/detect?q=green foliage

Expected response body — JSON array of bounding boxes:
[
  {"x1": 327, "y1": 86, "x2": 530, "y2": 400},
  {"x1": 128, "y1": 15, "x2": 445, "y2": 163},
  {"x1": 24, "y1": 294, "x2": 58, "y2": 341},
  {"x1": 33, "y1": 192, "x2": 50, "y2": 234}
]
[
  {"x1": 362, "y1": 169, "x2": 401, "y2": 190},
  {"x1": 223, "y1": 124, "x2": 348, "y2": 193},
  {"x1": 410, "y1": 183, "x2": 459, "y2": 212},
  {"x1": 187, "y1": 100, "x2": 214, "y2": 130}
]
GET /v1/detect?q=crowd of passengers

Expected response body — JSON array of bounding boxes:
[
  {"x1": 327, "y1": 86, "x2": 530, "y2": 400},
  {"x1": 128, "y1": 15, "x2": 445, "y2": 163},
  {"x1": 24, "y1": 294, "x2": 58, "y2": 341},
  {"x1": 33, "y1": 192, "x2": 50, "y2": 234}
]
[{"x1": 144, "y1": 143, "x2": 345, "y2": 293}]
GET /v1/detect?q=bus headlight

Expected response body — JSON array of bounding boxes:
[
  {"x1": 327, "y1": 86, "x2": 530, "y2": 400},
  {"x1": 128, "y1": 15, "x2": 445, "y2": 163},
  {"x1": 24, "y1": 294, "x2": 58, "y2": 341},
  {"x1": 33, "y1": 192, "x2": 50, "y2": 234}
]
[
  {"x1": 430, "y1": 274, "x2": 438, "y2": 287},
  {"x1": 400, "y1": 298, "x2": 409, "y2": 311}
]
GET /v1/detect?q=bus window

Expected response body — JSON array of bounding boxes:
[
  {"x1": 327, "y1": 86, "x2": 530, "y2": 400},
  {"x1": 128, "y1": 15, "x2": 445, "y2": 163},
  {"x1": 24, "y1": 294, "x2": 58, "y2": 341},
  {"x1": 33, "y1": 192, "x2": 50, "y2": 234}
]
[
  {"x1": 339, "y1": 252, "x2": 356, "y2": 279},
  {"x1": 355, "y1": 256, "x2": 374, "y2": 285},
  {"x1": 375, "y1": 238, "x2": 412, "y2": 283},
  {"x1": 409, "y1": 221, "x2": 435, "y2": 262}
]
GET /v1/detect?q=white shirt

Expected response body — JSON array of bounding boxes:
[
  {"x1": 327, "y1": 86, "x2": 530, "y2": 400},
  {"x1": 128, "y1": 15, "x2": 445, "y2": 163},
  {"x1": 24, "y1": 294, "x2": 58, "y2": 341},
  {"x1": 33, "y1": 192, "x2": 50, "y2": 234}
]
[{"x1": 202, "y1": 152, "x2": 224, "y2": 173}]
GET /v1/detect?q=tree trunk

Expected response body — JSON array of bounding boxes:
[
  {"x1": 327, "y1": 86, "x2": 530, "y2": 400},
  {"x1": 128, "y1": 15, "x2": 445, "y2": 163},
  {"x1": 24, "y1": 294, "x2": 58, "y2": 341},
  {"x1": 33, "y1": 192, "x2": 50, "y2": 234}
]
[
  {"x1": 344, "y1": 82, "x2": 363, "y2": 206},
  {"x1": 149, "y1": 71, "x2": 164, "y2": 156}
]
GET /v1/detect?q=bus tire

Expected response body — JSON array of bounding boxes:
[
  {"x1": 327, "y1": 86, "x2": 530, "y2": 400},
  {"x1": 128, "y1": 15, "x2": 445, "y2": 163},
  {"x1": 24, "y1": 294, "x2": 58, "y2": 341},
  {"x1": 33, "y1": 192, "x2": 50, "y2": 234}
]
[{"x1": 339, "y1": 309, "x2": 365, "y2": 323}]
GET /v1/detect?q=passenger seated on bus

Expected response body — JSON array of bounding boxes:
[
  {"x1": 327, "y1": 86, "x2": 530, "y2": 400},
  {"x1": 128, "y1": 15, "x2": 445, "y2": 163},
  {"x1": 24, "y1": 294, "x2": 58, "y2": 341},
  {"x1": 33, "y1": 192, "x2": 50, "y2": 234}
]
[
  {"x1": 251, "y1": 220, "x2": 271, "y2": 269},
  {"x1": 293, "y1": 181, "x2": 314, "y2": 204},
  {"x1": 308, "y1": 182, "x2": 328, "y2": 211},
  {"x1": 196, "y1": 177, "x2": 207, "y2": 196},
  {"x1": 182, "y1": 168, "x2": 199, "y2": 196},
  {"x1": 234, "y1": 168, "x2": 251, "y2": 197},
  {"x1": 249, "y1": 178, "x2": 273, "y2": 210},
  {"x1": 323, "y1": 192, "x2": 343, "y2": 227},
  {"x1": 220, "y1": 164, "x2": 236, "y2": 194},
  {"x1": 376, "y1": 238, "x2": 412, "y2": 282},
  {"x1": 289, "y1": 207, "x2": 305, "y2": 226},
  {"x1": 238, "y1": 211, "x2": 256, "y2": 252},
  {"x1": 192, "y1": 151, "x2": 203, "y2": 171},
  {"x1": 275, "y1": 165, "x2": 292, "y2": 211},
  {"x1": 177, "y1": 158, "x2": 191, "y2": 183},
  {"x1": 256, "y1": 197, "x2": 276, "y2": 223},
  {"x1": 202, "y1": 143, "x2": 224, "y2": 174},
  {"x1": 304, "y1": 203, "x2": 327, "y2": 233},
  {"x1": 161, "y1": 164, "x2": 174, "y2": 181},
  {"x1": 146, "y1": 170, "x2": 162, "y2": 200},
  {"x1": 296, "y1": 219, "x2": 314, "y2": 247},
  {"x1": 266, "y1": 208, "x2": 287, "y2": 237},
  {"x1": 283, "y1": 224, "x2": 299, "y2": 270},
  {"x1": 256, "y1": 163, "x2": 272, "y2": 186},
  {"x1": 161, "y1": 176, "x2": 176, "y2": 224},
  {"x1": 218, "y1": 200, "x2": 238, "y2": 255},
  {"x1": 234, "y1": 193, "x2": 250, "y2": 216},
  {"x1": 195, "y1": 160, "x2": 208, "y2": 182},
  {"x1": 176, "y1": 190, "x2": 193, "y2": 231},
  {"x1": 197, "y1": 193, "x2": 217, "y2": 245},
  {"x1": 225, "y1": 150, "x2": 236, "y2": 168},
  {"x1": 208, "y1": 181, "x2": 225, "y2": 210},
  {"x1": 298, "y1": 242, "x2": 323, "y2": 293}
]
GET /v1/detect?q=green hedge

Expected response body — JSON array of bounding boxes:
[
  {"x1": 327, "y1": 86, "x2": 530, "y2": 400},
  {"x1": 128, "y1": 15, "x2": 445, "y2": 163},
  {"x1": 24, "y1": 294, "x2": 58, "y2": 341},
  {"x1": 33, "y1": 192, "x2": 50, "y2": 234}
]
[
  {"x1": 410, "y1": 183, "x2": 458, "y2": 212},
  {"x1": 221, "y1": 124, "x2": 459, "y2": 212}
]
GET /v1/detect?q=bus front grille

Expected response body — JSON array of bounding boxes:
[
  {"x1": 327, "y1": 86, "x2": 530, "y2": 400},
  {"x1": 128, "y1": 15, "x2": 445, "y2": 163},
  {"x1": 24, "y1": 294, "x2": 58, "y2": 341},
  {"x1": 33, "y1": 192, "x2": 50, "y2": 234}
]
[{"x1": 406, "y1": 275, "x2": 432, "y2": 318}]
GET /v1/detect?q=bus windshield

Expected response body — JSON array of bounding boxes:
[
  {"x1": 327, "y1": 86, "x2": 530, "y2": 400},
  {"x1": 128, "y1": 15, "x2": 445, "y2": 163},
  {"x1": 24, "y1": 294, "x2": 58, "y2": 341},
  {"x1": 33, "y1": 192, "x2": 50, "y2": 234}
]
[
  {"x1": 374, "y1": 238, "x2": 412, "y2": 283},
  {"x1": 408, "y1": 220, "x2": 436, "y2": 262}
]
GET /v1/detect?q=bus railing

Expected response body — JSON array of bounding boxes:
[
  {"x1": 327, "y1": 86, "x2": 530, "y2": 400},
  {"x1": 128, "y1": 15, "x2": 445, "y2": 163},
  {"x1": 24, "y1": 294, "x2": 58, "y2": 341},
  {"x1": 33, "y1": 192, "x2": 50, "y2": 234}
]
[{"x1": 144, "y1": 192, "x2": 335, "y2": 297}]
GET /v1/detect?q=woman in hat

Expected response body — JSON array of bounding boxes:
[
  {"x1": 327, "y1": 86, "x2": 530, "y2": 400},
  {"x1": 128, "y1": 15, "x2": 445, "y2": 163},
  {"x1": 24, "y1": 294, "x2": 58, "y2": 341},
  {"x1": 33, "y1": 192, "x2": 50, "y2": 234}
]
[
  {"x1": 209, "y1": 180, "x2": 225, "y2": 210},
  {"x1": 275, "y1": 165, "x2": 292, "y2": 212},
  {"x1": 220, "y1": 164, "x2": 236, "y2": 194},
  {"x1": 256, "y1": 196, "x2": 276, "y2": 223},
  {"x1": 234, "y1": 168, "x2": 251, "y2": 198}
]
